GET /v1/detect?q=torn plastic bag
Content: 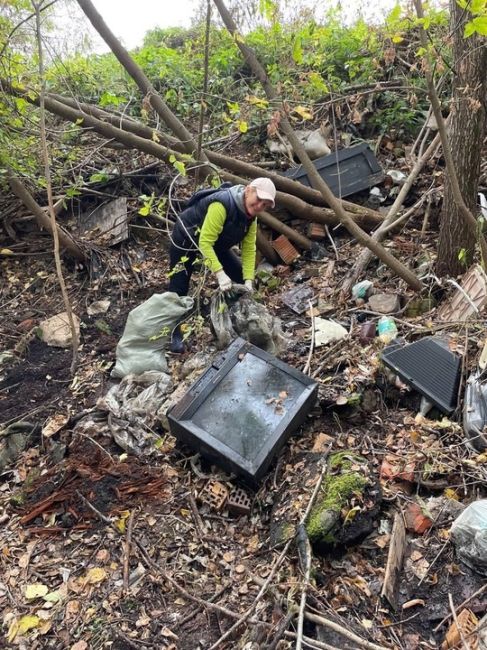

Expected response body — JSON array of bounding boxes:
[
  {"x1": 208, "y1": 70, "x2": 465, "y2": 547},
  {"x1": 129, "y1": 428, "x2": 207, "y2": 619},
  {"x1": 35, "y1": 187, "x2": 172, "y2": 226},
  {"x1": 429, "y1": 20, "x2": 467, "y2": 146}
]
[
  {"x1": 111, "y1": 292, "x2": 193, "y2": 378},
  {"x1": 210, "y1": 291, "x2": 236, "y2": 350},
  {"x1": 464, "y1": 372, "x2": 487, "y2": 451},
  {"x1": 96, "y1": 371, "x2": 173, "y2": 455},
  {"x1": 99, "y1": 371, "x2": 173, "y2": 420},
  {"x1": 451, "y1": 500, "x2": 487, "y2": 575},
  {"x1": 210, "y1": 285, "x2": 287, "y2": 354}
]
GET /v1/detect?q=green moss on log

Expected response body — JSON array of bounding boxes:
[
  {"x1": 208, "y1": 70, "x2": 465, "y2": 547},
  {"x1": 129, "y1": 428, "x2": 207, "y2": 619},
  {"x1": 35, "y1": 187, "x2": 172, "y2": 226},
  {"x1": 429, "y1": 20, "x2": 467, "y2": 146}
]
[{"x1": 306, "y1": 452, "x2": 368, "y2": 543}]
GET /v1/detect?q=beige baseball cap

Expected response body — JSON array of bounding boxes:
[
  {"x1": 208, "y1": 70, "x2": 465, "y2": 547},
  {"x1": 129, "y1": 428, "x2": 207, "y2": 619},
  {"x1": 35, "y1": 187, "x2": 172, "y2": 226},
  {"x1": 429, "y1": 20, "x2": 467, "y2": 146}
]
[{"x1": 249, "y1": 177, "x2": 276, "y2": 208}]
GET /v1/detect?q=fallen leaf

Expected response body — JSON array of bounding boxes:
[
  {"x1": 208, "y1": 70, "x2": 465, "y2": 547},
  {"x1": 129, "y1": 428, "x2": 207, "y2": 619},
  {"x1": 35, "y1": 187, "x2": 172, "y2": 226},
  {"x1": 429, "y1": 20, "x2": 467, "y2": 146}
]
[
  {"x1": 25, "y1": 583, "x2": 49, "y2": 600},
  {"x1": 402, "y1": 598, "x2": 425, "y2": 609},
  {"x1": 44, "y1": 590, "x2": 63, "y2": 603},
  {"x1": 235, "y1": 564, "x2": 246, "y2": 574},
  {"x1": 65, "y1": 599, "x2": 80, "y2": 620},
  {"x1": 161, "y1": 626, "x2": 179, "y2": 640},
  {"x1": 71, "y1": 641, "x2": 88, "y2": 650},
  {"x1": 42, "y1": 413, "x2": 68, "y2": 438},
  {"x1": 8, "y1": 615, "x2": 40, "y2": 641},
  {"x1": 223, "y1": 552, "x2": 235, "y2": 563},
  {"x1": 84, "y1": 568, "x2": 107, "y2": 585}
]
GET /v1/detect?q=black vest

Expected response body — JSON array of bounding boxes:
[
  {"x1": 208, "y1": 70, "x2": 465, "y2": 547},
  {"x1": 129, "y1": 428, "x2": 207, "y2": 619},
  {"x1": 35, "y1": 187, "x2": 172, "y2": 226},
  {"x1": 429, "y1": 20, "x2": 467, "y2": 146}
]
[{"x1": 172, "y1": 183, "x2": 253, "y2": 250}]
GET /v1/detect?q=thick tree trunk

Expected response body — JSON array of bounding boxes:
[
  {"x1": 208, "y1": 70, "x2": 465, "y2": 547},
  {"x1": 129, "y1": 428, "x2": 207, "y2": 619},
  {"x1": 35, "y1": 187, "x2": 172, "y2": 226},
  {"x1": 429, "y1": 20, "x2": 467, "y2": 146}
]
[
  {"x1": 436, "y1": 0, "x2": 487, "y2": 276},
  {"x1": 213, "y1": 0, "x2": 423, "y2": 293}
]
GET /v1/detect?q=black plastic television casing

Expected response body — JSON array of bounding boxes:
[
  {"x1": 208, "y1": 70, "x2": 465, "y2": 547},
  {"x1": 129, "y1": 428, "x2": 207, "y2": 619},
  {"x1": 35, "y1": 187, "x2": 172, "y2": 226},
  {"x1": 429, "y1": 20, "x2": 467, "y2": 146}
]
[
  {"x1": 167, "y1": 338, "x2": 318, "y2": 484},
  {"x1": 282, "y1": 143, "x2": 384, "y2": 197}
]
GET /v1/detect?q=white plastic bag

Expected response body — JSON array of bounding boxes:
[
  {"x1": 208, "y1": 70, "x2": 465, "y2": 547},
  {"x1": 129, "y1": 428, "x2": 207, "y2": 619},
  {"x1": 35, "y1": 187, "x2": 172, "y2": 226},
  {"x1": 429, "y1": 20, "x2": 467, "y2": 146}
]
[
  {"x1": 451, "y1": 499, "x2": 487, "y2": 574},
  {"x1": 112, "y1": 292, "x2": 193, "y2": 378}
]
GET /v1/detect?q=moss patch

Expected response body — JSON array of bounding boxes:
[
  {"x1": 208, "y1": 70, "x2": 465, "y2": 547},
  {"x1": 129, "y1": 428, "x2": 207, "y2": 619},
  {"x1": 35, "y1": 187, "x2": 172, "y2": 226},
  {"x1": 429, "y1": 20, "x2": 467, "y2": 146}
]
[{"x1": 306, "y1": 452, "x2": 369, "y2": 543}]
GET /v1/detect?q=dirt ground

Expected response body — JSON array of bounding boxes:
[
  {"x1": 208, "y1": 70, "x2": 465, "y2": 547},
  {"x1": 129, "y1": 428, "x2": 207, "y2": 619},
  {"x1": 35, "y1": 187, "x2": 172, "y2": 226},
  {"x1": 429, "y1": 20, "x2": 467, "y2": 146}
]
[{"x1": 1, "y1": 214, "x2": 487, "y2": 650}]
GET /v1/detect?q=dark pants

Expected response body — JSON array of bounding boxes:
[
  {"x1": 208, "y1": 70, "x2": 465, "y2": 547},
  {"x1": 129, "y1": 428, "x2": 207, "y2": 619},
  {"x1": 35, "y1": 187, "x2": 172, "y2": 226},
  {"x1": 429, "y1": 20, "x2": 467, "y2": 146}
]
[{"x1": 168, "y1": 237, "x2": 243, "y2": 297}]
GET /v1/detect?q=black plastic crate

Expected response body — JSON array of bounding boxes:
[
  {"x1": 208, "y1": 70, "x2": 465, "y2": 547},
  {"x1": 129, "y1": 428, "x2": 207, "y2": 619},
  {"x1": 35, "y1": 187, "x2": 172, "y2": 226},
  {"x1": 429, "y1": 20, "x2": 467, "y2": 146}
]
[
  {"x1": 167, "y1": 338, "x2": 318, "y2": 483},
  {"x1": 281, "y1": 143, "x2": 383, "y2": 198}
]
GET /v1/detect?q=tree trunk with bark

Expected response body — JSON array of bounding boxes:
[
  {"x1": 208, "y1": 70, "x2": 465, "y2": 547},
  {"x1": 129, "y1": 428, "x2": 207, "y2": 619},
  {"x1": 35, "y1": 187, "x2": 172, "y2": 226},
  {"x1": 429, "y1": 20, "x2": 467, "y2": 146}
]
[{"x1": 436, "y1": 0, "x2": 487, "y2": 276}]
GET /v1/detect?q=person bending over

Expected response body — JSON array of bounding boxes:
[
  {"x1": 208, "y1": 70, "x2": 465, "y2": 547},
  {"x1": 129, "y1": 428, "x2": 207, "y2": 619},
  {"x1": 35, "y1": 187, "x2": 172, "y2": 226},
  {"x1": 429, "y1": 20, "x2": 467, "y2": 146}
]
[{"x1": 168, "y1": 177, "x2": 276, "y2": 352}]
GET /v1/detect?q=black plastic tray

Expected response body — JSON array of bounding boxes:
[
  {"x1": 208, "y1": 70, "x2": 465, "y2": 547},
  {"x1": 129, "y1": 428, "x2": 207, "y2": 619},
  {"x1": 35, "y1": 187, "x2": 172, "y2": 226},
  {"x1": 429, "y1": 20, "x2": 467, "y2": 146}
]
[{"x1": 167, "y1": 338, "x2": 318, "y2": 483}]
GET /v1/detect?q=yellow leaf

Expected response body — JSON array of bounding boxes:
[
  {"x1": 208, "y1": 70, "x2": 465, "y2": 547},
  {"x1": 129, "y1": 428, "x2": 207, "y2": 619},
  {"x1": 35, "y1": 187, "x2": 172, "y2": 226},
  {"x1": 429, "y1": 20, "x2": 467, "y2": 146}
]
[
  {"x1": 151, "y1": 130, "x2": 160, "y2": 143},
  {"x1": 7, "y1": 619, "x2": 20, "y2": 642},
  {"x1": 25, "y1": 583, "x2": 49, "y2": 600},
  {"x1": 392, "y1": 34, "x2": 404, "y2": 43},
  {"x1": 18, "y1": 615, "x2": 41, "y2": 635},
  {"x1": 292, "y1": 105, "x2": 313, "y2": 120},
  {"x1": 237, "y1": 120, "x2": 248, "y2": 133},
  {"x1": 444, "y1": 488, "x2": 459, "y2": 500},
  {"x1": 0, "y1": 248, "x2": 14, "y2": 256},
  {"x1": 85, "y1": 567, "x2": 107, "y2": 584},
  {"x1": 44, "y1": 590, "x2": 63, "y2": 603}
]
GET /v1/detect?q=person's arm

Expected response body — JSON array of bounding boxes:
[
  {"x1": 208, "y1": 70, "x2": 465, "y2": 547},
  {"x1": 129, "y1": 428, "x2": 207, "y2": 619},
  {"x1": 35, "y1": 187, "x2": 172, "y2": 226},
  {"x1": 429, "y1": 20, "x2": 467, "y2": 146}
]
[
  {"x1": 198, "y1": 202, "x2": 227, "y2": 273},
  {"x1": 241, "y1": 219, "x2": 257, "y2": 281}
]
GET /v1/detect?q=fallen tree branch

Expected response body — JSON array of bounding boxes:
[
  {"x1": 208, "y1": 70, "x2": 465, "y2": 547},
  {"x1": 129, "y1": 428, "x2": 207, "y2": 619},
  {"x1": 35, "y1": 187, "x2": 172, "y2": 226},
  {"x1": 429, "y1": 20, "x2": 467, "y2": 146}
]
[
  {"x1": 213, "y1": 0, "x2": 423, "y2": 293},
  {"x1": 48, "y1": 92, "x2": 383, "y2": 229},
  {"x1": 340, "y1": 124, "x2": 444, "y2": 297},
  {"x1": 7, "y1": 173, "x2": 86, "y2": 262}
]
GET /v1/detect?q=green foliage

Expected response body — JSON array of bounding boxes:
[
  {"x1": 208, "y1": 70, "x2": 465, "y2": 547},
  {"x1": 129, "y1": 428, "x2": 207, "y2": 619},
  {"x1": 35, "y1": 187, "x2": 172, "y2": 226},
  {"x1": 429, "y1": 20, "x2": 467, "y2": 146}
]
[{"x1": 0, "y1": 2, "x2": 454, "y2": 193}]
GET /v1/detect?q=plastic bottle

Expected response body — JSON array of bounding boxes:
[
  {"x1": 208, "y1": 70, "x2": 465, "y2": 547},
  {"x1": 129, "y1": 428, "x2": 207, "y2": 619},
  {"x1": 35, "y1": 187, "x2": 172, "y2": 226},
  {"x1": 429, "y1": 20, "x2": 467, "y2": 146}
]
[{"x1": 377, "y1": 316, "x2": 398, "y2": 343}]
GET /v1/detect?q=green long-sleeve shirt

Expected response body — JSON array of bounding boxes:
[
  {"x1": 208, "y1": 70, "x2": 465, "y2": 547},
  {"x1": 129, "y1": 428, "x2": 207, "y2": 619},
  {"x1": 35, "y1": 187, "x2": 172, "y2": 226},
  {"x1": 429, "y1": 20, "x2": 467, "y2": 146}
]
[{"x1": 198, "y1": 202, "x2": 257, "y2": 280}]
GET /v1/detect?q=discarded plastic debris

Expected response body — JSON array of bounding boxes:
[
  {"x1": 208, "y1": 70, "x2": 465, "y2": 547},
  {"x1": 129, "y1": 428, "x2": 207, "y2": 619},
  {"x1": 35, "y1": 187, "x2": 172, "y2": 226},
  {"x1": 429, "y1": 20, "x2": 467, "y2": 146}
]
[
  {"x1": 282, "y1": 285, "x2": 315, "y2": 314},
  {"x1": 210, "y1": 287, "x2": 286, "y2": 354},
  {"x1": 451, "y1": 500, "x2": 487, "y2": 575},
  {"x1": 463, "y1": 372, "x2": 487, "y2": 451},
  {"x1": 352, "y1": 280, "x2": 373, "y2": 300},
  {"x1": 386, "y1": 169, "x2": 407, "y2": 185},
  {"x1": 381, "y1": 337, "x2": 461, "y2": 414},
  {"x1": 313, "y1": 318, "x2": 348, "y2": 347},
  {"x1": 377, "y1": 316, "x2": 398, "y2": 343},
  {"x1": 80, "y1": 197, "x2": 128, "y2": 246},
  {"x1": 40, "y1": 312, "x2": 80, "y2": 348},
  {"x1": 479, "y1": 192, "x2": 487, "y2": 221},
  {"x1": 281, "y1": 143, "x2": 383, "y2": 198},
  {"x1": 167, "y1": 337, "x2": 318, "y2": 483},
  {"x1": 437, "y1": 264, "x2": 487, "y2": 322}
]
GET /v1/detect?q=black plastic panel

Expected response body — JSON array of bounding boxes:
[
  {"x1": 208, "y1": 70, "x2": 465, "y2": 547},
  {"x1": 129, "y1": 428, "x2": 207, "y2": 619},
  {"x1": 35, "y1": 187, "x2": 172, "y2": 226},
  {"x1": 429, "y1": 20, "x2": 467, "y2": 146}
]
[
  {"x1": 281, "y1": 143, "x2": 383, "y2": 197},
  {"x1": 381, "y1": 337, "x2": 461, "y2": 414}
]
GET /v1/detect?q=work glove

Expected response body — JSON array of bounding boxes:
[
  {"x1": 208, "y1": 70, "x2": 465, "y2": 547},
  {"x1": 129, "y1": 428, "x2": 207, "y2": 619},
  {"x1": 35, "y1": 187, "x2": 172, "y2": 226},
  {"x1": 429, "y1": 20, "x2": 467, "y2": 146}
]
[
  {"x1": 244, "y1": 280, "x2": 253, "y2": 292},
  {"x1": 215, "y1": 269, "x2": 232, "y2": 292}
]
